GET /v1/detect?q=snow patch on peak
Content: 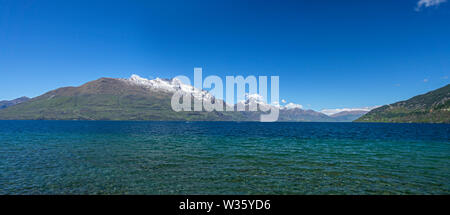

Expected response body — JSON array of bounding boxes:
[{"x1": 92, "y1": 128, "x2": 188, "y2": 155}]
[
  {"x1": 123, "y1": 74, "x2": 214, "y2": 102},
  {"x1": 129, "y1": 74, "x2": 146, "y2": 82},
  {"x1": 237, "y1": 94, "x2": 307, "y2": 110},
  {"x1": 236, "y1": 93, "x2": 286, "y2": 110},
  {"x1": 171, "y1": 77, "x2": 183, "y2": 86},
  {"x1": 245, "y1": 93, "x2": 266, "y2": 104},
  {"x1": 238, "y1": 94, "x2": 271, "y2": 108},
  {"x1": 125, "y1": 74, "x2": 186, "y2": 92}
]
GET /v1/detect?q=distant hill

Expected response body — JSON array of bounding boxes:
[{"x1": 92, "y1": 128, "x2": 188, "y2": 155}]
[
  {"x1": 0, "y1": 75, "x2": 337, "y2": 122},
  {"x1": 0, "y1": 97, "x2": 30, "y2": 109},
  {"x1": 355, "y1": 84, "x2": 450, "y2": 123},
  {"x1": 330, "y1": 110, "x2": 369, "y2": 122},
  {"x1": 278, "y1": 108, "x2": 336, "y2": 122}
]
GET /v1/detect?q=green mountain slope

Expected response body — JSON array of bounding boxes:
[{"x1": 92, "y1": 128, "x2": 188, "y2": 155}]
[
  {"x1": 0, "y1": 97, "x2": 30, "y2": 109},
  {"x1": 355, "y1": 84, "x2": 450, "y2": 123}
]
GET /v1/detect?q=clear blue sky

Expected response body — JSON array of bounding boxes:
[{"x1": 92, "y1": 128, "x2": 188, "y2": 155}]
[{"x1": 1, "y1": 0, "x2": 449, "y2": 111}]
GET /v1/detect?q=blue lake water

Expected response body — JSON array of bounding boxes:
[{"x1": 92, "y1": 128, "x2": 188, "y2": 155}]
[{"x1": 0, "y1": 121, "x2": 449, "y2": 194}]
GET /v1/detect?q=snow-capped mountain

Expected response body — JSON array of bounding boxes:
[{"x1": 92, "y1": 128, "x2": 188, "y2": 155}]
[
  {"x1": 319, "y1": 106, "x2": 379, "y2": 122},
  {"x1": 124, "y1": 75, "x2": 305, "y2": 111},
  {"x1": 320, "y1": 107, "x2": 379, "y2": 116},
  {"x1": 237, "y1": 93, "x2": 274, "y2": 111},
  {"x1": 123, "y1": 74, "x2": 214, "y2": 102}
]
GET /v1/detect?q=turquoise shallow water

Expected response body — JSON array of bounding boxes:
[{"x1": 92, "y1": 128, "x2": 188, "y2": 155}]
[{"x1": 0, "y1": 121, "x2": 449, "y2": 194}]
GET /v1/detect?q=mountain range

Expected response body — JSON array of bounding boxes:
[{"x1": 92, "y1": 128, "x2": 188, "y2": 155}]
[
  {"x1": 0, "y1": 75, "x2": 362, "y2": 122},
  {"x1": 2, "y1": 75, "x2": 447, "y2": 123}
]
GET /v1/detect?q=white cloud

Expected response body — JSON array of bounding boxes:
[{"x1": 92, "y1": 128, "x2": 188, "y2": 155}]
[
  {"x1": 320, "y1": 106, "x2": 380, "y2": 116},
  {"x1": 424, "y1": 78, "x2": 429, "y2": 82},
  {"x1": 281, "y1": 99, "x2": 287, "y2": 103},
  {"x1": 416, "y1": 0, "x2": 447, "y2": 11},
  {"x1": 283, "y1": 103, "x2": 303, "y2": 109}
]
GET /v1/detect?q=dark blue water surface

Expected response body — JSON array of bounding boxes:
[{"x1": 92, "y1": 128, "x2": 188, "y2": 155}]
[{"x1": 0, "y1": 121, "x2": 449, "y2": 194}]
